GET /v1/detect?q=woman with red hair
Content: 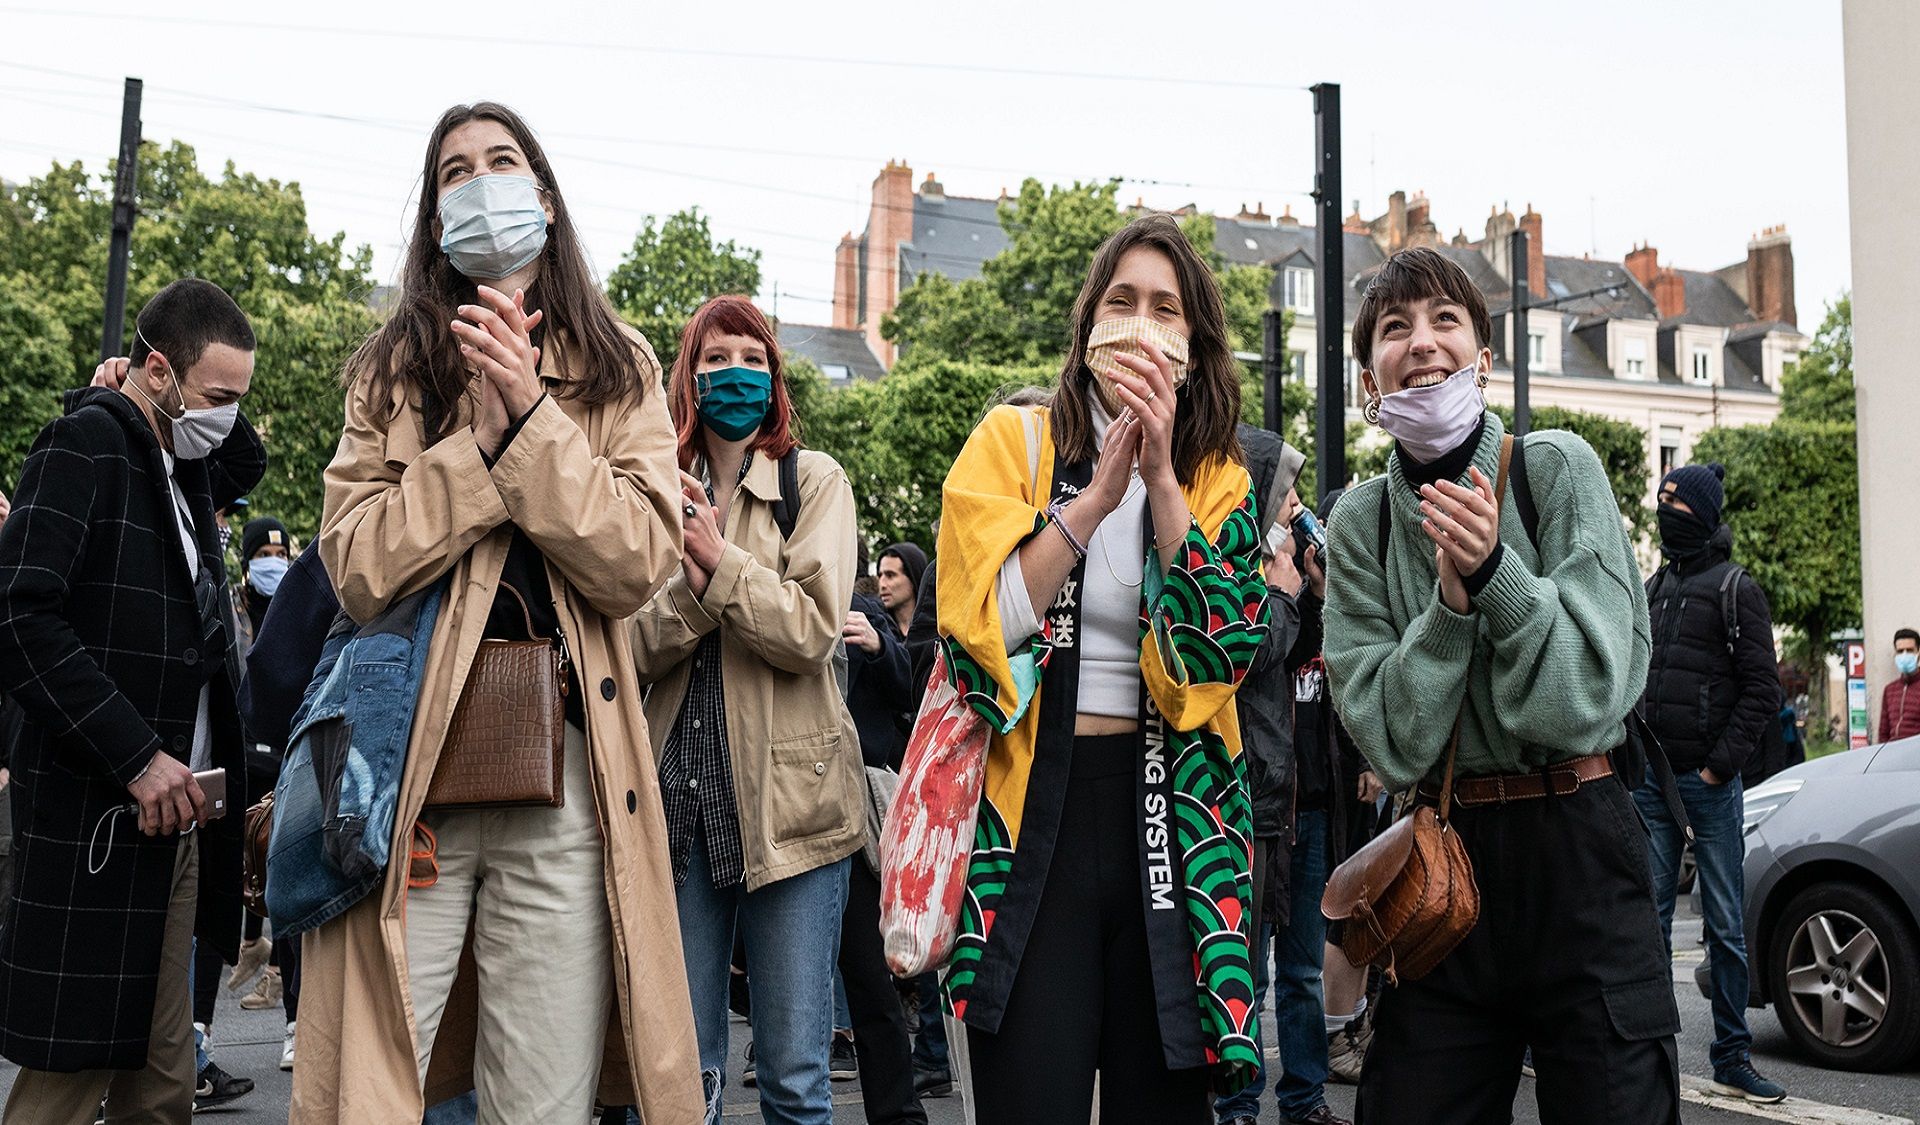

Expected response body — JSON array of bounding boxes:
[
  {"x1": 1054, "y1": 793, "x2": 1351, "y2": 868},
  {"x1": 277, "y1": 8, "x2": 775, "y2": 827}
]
[{"x1": 633, "y1": 295, "x2": 865, "y2": 1124}]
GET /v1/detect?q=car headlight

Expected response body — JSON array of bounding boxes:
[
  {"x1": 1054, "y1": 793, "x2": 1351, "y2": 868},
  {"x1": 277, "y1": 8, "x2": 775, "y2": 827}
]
[{"x1": 1742, "y1": 776, "x2": 1802, "y2": 835}]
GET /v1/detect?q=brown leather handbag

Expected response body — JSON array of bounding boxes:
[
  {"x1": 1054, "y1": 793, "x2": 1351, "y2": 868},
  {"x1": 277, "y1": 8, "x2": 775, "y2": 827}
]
[
  {"x1": 425, "y1": 583, "x2": 569, "y2": 810},
  {"x1": 242, "y1": 792, "x2": 274, "y2": 918},
  {"x1": 1318, "y1": 434, "x2": 1518, "y2": 983},
  {"x1": 1320, "y1": 729, "x2": 1479, "y2": 983}
]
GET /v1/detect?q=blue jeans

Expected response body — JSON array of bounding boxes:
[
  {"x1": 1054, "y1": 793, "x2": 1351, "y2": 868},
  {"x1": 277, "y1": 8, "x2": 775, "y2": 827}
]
[
  {"x1": 676, "y1": 833, "x2": 850, "y2": 1125},
  {"x1": 1637, "y1": 767, "x2": 1751, "y2": 1072},
  {"x1": 1216, "y1": 809, "x2": 1334, "y2": 1122},
  {"x1": 911, "y1": 973, "x2": 948, "y2": 1072},
  {"x1": 422, "y1": 1090, "x2": 477, "y2": 1124}
]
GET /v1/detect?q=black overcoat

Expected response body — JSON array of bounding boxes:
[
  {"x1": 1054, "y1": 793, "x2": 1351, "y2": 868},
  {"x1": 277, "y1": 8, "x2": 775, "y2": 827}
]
[{"x1": 0, "y1": 386, "x2": 264, "y2": 1071}]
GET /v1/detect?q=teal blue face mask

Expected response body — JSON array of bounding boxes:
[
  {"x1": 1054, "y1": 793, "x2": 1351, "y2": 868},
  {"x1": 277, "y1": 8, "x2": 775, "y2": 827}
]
[{"x1": 696, "y1": 366, "x2": 773, "y2": 441}]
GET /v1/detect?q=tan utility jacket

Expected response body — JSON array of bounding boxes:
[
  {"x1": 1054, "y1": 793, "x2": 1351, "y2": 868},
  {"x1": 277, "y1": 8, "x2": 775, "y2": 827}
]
[
  {"x1": 293, "y1": 333, "x2": 704, "y2": 1124},
  {"x1": 633, "y1": 447, "x2": 866, "y2": 891}
]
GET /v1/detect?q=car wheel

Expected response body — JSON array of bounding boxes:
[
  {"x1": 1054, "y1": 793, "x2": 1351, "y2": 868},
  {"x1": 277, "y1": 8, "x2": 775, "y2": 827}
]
[{"x1": 1767, "y1": 882, "x2": 1920, "y2": 1071}]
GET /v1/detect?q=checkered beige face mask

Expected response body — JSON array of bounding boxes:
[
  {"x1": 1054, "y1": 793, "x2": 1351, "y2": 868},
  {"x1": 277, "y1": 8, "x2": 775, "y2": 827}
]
[{"x1": 1085, "y1": 316, "x2": 1191, "y2": 398}]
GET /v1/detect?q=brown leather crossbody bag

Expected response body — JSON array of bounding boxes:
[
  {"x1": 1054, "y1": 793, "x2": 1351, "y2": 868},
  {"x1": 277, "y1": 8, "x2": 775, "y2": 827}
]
[
  {"x1": 425, "y1": 583, "x2": 570, "y2": 810},
  {"x1": 242, "y1": 791, "x2": 274, "y2": 918},
  {"x1": 1319, "y1": 434, "x2": 1516, "y2": 983}
]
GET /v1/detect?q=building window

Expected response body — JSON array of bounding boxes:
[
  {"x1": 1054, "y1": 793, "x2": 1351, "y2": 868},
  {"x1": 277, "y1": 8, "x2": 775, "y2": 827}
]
[
  {"x1": 1285, "y1": 268, "x2": 1315, "y2": 313},
  {"x1": 1691, "y1": 347, "x2": 1711, "y2": 384},
  {"x1": 1624, "y1": 337, "x2": 1646, "y2": 377},
  {"x1": 1659, "y1": 426, "x2": 1682, "y2": 481},
  {"x1": 1289, "y1": 351, "x2": 1307, "y2": 382},
  {"x1": 821, "y1": 363, "x2": 853, "y2": 383},
  {"x1": 1528, "y1": 332, "x2": 1544, "y2": 367}
]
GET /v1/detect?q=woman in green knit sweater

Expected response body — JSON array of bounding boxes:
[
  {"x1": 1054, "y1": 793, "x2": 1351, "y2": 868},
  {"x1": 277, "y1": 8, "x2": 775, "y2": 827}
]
[{"x1": 1322, "y1": 248, "x2": 1680, "y2": 1124}]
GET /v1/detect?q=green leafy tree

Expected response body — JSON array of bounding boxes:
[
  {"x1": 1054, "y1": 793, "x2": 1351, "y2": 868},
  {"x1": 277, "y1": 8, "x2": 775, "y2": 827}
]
[
  {"x1": 1691, "y1": 297, "x2": 1859, "y2": 726},
  {"x1": 605, "y1": 208, "x2": 761, "y2": 372},
  {"x1": 0, "y1": 142, "x2": 376, "y2": 540},
  {"x1": 884, "y1": 179, "x2": 1127, "y2": 366},
  {"x1": 1780, "y1": 296, "x2": 1854, "y2": 425},
  {"x1": 880, "y1": 274, "x2": 1026, "y2": 370},
  {"x1": 0, "y1": 282, "x2": 78, "y2": 484},
  {"x1": 1694, "y1": 419, "x2": 1859, "y2": 724},
  {"x1": 1490, "y1": 405, "x2": 1652, "y2": 537}
]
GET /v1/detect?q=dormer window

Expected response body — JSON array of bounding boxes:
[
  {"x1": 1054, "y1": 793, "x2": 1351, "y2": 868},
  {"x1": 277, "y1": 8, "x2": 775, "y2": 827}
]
[
  {"x1": 1624, "y1": 338, "x2": 1647, "y2": 377},
  {"x1": 1285, "y1": 268, "x2": 1315, "y2": 313}
]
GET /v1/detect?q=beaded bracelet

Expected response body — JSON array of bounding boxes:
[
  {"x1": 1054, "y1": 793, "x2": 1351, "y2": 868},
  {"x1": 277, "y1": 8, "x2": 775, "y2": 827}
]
[{"x1": 1044, "y1": 498, "x2": 1089, "y2": 559}]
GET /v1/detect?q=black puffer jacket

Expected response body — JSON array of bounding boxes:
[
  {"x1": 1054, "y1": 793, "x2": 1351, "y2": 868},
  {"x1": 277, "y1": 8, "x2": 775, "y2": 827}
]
[{"x1": 1640, "y1": 523, "x2": 1781, "y2": 779}]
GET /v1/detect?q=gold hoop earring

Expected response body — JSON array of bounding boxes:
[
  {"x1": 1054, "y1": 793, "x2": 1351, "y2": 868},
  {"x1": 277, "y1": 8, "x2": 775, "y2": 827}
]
[{"x1": 1363, "y1": 396, "x2": 1382, "y2": 425}]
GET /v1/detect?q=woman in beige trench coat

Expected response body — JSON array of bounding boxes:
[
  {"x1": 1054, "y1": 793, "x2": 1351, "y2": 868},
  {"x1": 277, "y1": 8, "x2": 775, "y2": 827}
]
[{"x1": 293, "y1": 102, "x2": 702, "y2": 1124}]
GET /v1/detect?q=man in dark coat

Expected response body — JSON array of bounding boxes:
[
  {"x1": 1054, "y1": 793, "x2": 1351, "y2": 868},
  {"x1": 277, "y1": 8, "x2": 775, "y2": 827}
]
[
  {"x1": 0, "y1": 278, "x2": 265, "y2": 1123},
  {"x1": 1636, "y1": 462, "x2": 1786, "y2": 1104}
]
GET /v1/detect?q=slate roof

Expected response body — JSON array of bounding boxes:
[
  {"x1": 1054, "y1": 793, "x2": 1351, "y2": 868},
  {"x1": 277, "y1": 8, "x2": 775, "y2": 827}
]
[
  {"x1": 1661, "y1": 270, "x2": 1757, "y2": 328},
  {"x1": 899, "y1": 194, "x2": 1008, "y2": 287},
  {"x1": 777, "y1": 322, "x2": 886, "y2": 382}
]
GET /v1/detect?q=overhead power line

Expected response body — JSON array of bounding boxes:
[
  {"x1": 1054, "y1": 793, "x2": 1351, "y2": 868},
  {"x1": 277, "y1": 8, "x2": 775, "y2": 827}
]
[{"x1": 0, "y1": 9, "x2": 1314, "y2": 92}]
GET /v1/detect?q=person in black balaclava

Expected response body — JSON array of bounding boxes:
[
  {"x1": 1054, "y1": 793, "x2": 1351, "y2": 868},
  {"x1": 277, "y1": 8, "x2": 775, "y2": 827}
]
[{"x1": 1636, "y1": 462, "x2": 1786, "y2": 1103}]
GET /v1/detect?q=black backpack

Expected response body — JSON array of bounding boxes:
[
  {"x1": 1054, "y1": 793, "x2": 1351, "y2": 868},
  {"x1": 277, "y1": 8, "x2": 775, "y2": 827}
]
[
  {"x1": 1370, "y1": 437, "x2": 1690, "y2": 836},
  {"x1": 1644, "y1": 561, "x2": 1748, "y2": 657}
]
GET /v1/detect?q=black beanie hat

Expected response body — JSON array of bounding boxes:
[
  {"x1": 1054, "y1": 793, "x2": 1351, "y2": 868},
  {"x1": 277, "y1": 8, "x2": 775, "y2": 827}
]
[
  {"x1": 240, "y1": 517, "x2": 291, "y2": 564},
  {"x1": 1660, "y1": 463, "x2": 1726, "y2": 527}
]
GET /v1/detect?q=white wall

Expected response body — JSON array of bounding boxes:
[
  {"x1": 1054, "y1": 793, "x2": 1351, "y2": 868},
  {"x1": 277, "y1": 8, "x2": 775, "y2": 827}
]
[{"x1": 1844, "y1": 0, "x2": 1920, "y2": 735}]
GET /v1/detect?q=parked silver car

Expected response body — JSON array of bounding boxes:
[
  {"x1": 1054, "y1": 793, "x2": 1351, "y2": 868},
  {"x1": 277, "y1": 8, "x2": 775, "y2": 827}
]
[{"x1": 1706, "y1": 735, "x2": 1920, "y2": 1071}]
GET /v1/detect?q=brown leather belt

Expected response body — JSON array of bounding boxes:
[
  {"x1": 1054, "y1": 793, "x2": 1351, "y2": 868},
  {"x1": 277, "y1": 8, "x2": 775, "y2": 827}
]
[{"x1": 1417, "y1": 755, "x2": 1614, "y2": 808}]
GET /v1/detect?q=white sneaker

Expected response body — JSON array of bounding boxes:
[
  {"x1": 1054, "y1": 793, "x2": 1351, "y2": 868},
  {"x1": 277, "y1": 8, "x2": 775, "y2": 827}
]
[{"x1": 279, "y1": 1022, "x2": 295, "y2": 1071}]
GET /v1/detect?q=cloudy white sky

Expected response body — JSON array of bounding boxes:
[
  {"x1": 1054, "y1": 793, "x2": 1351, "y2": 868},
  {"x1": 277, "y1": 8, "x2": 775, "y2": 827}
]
[{"x1": 0, "y1": 0, "x2": 1850, "y2": 332}]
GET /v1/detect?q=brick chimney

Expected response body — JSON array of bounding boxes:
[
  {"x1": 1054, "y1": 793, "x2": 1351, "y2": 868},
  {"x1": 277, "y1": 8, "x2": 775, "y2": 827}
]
[
  {"x1": 1236, "y1": 201, "x2": 1271, "y2": 223},
  {"x1": 1278, "y1": 204, "x2": 1299, "y2": 228},
  {"x1": 1651, "y1": 267, "x2": 1686, "y2": 320},
  {"x1": 832, "y1": 233, "x2": 860, "y2": 330},
  {"x1": 862, "y1": 160, "x2": 916, "y2": 364},
  {"x1": 1343, "y1": 199, "x2": 1369, "y2": 235},
  {"x1": 1407, "y1": 191, "x2": 1430, "y2": 233},
  {"x1": 920, "y1": 172, "x2": 944, "y2": 203},
  {"x1": 1384, "y1": 190, "x2": 1408, "y2": 252},
  {"x1": 1624, "y1": 242, "x2": 1660, "y2": 289},
  {"x1": 1451, "y1": 228, "x2": 1470, "y2": 248},
  {"x1": 1745, "y1": 225, "x2": 1796, "y2": 327},
  {"x1": 1518, "y1": 204, "x2": 1544, "y2": 294}
]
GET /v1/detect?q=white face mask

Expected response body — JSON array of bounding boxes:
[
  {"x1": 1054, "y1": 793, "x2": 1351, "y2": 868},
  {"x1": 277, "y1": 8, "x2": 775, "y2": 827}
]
[
  {"x1": 130, "y1": 328, "x2": 241, "y2": 460},
  {"x1": 438, "y1": 174, "x2": 549, "y2": 281},
  {"x1": 1375, "y1": 362, "x2": 1486, "y2": 464}
]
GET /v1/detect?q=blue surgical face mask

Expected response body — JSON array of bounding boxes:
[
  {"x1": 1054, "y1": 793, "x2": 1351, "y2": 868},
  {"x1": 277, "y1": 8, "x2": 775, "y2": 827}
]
[
  {"x1": 248, "y1": 554, "x2": 289, "y2": 598},
  {"x1": 696, "y1": 366, "x2": 774, "y2": 442},
  {"x1": 1898, "y1": 651, "x2": 1919, "y2": 677},
  {"x1": 437, "y1": 174, "x2": 549, "y2": 281}
]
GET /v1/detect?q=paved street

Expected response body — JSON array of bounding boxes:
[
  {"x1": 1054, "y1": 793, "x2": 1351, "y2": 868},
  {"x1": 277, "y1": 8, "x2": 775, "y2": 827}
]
[{"x1": 6, "y1": 909, "x2": 1916, "y2": 1123}]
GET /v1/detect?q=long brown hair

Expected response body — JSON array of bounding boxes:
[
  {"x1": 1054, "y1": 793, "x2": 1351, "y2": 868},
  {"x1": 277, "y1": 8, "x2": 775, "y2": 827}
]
[
  {"x1": 344, "y1": 102, "x2": 642, "y2": 439},
  {"x1": 1050, "y1": 214, "x2": 1242, "y2": 482},
  {"x1": 668, "y1": 296, "x2": 800, "y2": 471}
]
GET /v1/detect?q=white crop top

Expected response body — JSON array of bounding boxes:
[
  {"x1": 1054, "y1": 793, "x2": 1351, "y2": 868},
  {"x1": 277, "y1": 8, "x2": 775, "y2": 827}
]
[{"x1": 996, "y1": 399, "x2": 1146, "y2": 719}]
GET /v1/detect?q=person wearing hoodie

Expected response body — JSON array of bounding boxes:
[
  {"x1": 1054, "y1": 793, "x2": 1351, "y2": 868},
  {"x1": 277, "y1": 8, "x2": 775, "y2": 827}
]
[{"x1": 1636, "y1": 462, "x2": 1785, "y2": 1104}]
